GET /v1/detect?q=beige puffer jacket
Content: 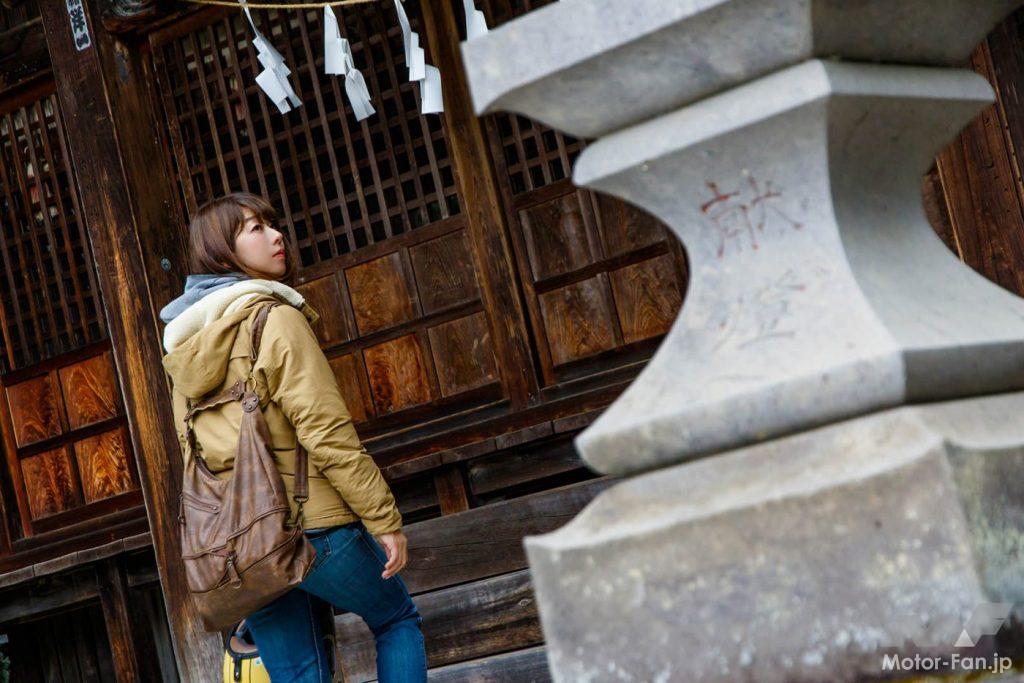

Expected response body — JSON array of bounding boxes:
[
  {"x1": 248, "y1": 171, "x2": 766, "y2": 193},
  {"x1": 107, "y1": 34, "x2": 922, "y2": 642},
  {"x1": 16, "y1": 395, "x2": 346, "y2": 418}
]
[{"x1": 161, "y1": 283, "x2": 402, "y2": 535}]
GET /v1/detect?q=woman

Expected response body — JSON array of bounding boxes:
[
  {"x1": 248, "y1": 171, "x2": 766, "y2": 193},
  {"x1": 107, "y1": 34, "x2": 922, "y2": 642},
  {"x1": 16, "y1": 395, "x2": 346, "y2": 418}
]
[{"x1": 160, "y1": 192, "x2": 427, "y2": 682}]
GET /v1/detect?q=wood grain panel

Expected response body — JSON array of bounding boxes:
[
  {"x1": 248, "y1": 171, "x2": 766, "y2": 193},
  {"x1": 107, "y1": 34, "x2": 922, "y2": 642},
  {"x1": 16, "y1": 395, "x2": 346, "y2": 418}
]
[
  {"x1": 427, "y1": 645, "x2": 551, "y2": 683},
  {"x1": 296, "y1": 274, "x2": 352, "y2": 346},
  {"x1": 468, "y1": 438, "x2": 584, "y2": 497},
  {"x1": 609, "y1": 254, "x2": 683, "y2": 345},
  {"x1": 20, "y1": 445, "x2": 81, "y2": 519},
  {"x1": 400, "y1": 476, "x2": 615, "y2": 594},
  {"x1": 409, "y1": 229, "x2": 480, "y2": 313},
  {"x1": 936, "y1": 40, "x2": 1024, "y2": 297},
  {"x1": 345, "y1": 252, "x2": 418, "y2": 335},
  {"x1": 327, "y1": 352, "x2": 375, "y2": 424},
  {"x1": 922, "y1": 162, "x2": 959, "y2": 255},
  {"x1": 594, "y1": 193, "x2": 667, "y2": 257},
  {"x1": 334, "y1": 569, "x2": 541, "y2": 681},
  {"x1": 363, "y1": 334, "x2": 435, "y2": 414},
  {"x1": 427, "y1": 312, "x2": 499, "y2": 397},
  {"x1": 538, "y1": 275, "x2": 616, "y2": 366},
  {"x1": 6, "y1": 372, "x2": 63, "y2": 447},
  {"x1": 73, "y1": 427, "x2": 135, "y2": 504},
  {"x1": 519, "y1": 192, "x2": 596, "y2": 281},
  {"x1": 58, "y1": 351, "x2": 119, "y2": 430}
]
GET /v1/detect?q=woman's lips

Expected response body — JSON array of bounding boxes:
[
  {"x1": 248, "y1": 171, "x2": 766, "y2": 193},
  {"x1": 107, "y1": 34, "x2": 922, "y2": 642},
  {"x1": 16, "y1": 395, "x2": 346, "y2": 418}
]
[{"x1": 273, "y1": 250, "x2": 284, "y2": 259}]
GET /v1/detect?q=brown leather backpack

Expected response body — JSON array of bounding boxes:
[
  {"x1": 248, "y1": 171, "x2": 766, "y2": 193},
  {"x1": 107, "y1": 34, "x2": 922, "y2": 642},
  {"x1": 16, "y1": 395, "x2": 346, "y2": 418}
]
[{"x1": 177, "y1": 300, "x2": 317, "y2": 632}]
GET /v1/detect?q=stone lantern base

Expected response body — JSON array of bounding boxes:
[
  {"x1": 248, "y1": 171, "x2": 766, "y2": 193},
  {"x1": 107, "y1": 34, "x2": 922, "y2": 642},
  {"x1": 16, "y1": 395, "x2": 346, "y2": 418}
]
[{"x1": 526, "y1": 391, "x2": 1024, "y2": 682}]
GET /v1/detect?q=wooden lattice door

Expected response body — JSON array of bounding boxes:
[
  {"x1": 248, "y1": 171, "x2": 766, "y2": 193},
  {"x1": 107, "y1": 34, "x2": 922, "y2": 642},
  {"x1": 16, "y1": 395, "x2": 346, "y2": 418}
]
[{"x1": 0, "y1": 82, "x2": 142, "y2": 552}]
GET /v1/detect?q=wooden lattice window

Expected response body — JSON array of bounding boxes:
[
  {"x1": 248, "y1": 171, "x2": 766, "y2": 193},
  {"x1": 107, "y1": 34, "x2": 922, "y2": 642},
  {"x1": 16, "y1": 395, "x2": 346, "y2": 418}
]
[
  {"x1": 478, "y1": 0, "x2": 584, "y2": 196},
  {"x1": 152, "y1": 0, "x2": 461, "y2": 268},
  {"x1": 0, "y1": 88, "x2": 107, "y2": 374},
  {"x1": 472, "y1": 0, "x2": 686, "y2": 387}
]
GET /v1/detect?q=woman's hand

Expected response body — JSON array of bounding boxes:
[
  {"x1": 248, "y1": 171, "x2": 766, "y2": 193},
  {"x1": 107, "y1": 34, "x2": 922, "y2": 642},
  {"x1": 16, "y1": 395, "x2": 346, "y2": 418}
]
[{"x1": 374, "y1": 530, "x2": 408, "y2": 579}]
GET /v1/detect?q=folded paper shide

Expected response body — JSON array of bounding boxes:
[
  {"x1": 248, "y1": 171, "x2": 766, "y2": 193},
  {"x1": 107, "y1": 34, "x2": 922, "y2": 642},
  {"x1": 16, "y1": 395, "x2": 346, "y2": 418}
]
[{"x1": 231, "y1": 0, "x2": 491, "y2": 119}]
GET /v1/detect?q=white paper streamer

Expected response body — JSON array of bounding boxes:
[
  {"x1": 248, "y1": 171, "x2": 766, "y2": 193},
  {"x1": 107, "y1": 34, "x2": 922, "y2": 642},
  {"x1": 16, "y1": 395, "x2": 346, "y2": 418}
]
[
  {"x1": 241, "y1": 2, "x2": 301, "y2": 114},
  {"x1": 394, "y1": 0, "x2": 443, "y2": 115},
  {"x1": 324, "y1": 6, "x2": 376, "y2": 121},
  {"x1": 462, "y1": 0, "x2": 489, "y2": 40}
]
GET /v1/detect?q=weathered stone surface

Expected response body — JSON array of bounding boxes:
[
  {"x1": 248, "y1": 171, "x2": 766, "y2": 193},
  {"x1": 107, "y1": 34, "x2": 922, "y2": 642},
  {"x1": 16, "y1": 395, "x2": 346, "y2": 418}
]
[
  {"x1": 524, "y1": 392, "x2": 1024, "y2": 682},
  {"x1": 569, "y1": 60, "x2": 1024, "y2": 476},
  {"x1": 463, "y1": 4, "x2": 1024, "y2": 681},
  {"x1": 462, "y1": 0, "x2": 1022, "y2": 138}
]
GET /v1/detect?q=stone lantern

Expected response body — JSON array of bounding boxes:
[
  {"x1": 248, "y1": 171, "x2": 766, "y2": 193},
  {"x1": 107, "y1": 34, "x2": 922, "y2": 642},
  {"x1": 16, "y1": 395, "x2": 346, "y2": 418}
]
[{"x1": 463, "y1": 1, "x2": 1024, "y2": 680}]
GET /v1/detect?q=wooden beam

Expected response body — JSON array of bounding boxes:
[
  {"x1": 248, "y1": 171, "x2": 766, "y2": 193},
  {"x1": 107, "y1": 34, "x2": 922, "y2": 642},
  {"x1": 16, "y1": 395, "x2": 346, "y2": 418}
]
[
  {"x1": 402, "y1": 475, "x2": 616, "y2": 594},
  {"x1": 419, "y1": 0, "x2": 539, "y2": 410},
  {"x1": 97, "y1": 556, "x2": 141, "y2": 683},
  {"x1": 36, "y1": 0, "x2": 220, "y2": 679},
  {"x1": 427, "y1": 645, "x2": 551, "y2": 682},
  {"x1": 335, "y1": 568, "x2": 542, "y2": 680},
  {"x1": 433, "y1": 465, "x2": 470, "y2": 515}
]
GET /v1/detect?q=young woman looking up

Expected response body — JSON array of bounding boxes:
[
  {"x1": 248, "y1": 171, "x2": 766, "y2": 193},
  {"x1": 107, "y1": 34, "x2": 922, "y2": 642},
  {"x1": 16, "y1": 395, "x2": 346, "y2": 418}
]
[{"x1": 160, "y1": 192, "x2": 428, "y2": 682}]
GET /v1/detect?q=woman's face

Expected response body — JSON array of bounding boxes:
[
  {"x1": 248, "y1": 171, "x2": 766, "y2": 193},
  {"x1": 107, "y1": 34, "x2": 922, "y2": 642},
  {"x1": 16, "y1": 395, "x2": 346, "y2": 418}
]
[{"x1": 234, "y1": 208, "x2": 287, "y2": 279}]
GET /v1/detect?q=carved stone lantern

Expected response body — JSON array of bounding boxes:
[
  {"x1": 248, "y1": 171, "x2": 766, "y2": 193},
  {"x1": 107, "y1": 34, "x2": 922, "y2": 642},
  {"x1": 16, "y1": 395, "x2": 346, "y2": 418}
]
[{"x1": 463, "y1": 1, "x2": 1024, "y2": 680}]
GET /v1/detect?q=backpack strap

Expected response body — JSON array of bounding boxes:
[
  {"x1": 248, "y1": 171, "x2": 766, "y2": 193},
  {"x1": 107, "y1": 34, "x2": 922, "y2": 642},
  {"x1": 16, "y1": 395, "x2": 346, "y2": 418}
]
[
  {"x1": 182, "y1": 301, "x2": 310, "y2": 527},
  {"x1": 249, "y1": 303, "x2": 310, "y2": 524}
]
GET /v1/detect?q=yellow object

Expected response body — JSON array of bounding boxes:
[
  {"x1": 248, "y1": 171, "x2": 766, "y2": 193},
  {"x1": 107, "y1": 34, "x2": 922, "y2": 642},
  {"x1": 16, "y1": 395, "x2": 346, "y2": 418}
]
[
  {"x1": 223, "y1": 622, "x2": 271, "y2": 683},
  {"x1": 222, "y1": 651, "x2": 271, "y2": 683}
]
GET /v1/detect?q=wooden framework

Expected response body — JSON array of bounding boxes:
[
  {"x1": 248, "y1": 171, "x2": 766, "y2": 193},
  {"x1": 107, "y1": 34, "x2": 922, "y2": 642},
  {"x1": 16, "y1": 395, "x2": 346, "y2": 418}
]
[{"x1": 0, "y1": 0, "x2": 1022, "y2": 679}]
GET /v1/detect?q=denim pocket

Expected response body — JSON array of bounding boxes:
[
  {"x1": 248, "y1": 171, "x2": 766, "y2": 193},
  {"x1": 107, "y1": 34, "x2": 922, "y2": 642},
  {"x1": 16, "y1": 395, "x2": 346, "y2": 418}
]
[{"x1": 307, "y1": 533, "x2": 332, "y2": 572}]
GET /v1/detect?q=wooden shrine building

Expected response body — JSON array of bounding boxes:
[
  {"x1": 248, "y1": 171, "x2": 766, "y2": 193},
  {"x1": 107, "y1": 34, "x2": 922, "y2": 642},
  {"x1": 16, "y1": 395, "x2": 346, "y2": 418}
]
[{"x1": 0, "y1": 0, "x2": 1022, "y2": 679}]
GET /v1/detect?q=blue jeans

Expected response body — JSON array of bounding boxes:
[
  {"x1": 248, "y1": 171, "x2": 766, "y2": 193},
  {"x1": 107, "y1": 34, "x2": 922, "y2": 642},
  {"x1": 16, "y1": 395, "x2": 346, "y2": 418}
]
[{"x1": 245, "y1": 521, "x2": 427, "y2": 682}]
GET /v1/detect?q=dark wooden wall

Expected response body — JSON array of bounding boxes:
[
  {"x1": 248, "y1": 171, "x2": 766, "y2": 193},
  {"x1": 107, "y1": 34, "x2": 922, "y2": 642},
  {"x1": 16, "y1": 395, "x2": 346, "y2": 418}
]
[{"x1": 1, "y1": 0, "x2": 1024, "y2": 680}]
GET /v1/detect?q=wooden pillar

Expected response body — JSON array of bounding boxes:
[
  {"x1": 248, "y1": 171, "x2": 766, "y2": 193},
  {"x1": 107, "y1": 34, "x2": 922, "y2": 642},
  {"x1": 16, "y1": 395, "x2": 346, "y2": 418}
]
[
  {"x1": 97, "y1": 557, "x2": 141, "y2": 682},
  {"x1": 38, "y1": 1, "x2": 222, "y2": 679},
  {"x1": 419, "y1": 0, "x2": 539, "y2": 410}
]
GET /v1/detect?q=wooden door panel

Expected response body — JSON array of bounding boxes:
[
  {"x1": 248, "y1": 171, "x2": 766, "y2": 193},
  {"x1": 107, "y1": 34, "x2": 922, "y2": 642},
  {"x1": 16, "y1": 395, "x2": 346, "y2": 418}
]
[
  {"x1": 538, "y1": 275, "x2": 618, "y2": 367},
  {"x1": 409, "y1": 229, "x2": 480, "y2": 314},
  {"x1": 327, "y1": 353, "x2": 375, "y2": 425},
  {"x1": 345, "y1": 251, "x2": 420, "y2": 336},
  {"x1": 0, "y1": 73, "x2": 144, "y2": 552},
  {"x1": 427, "y1": 312, "x2": 499, "y2": 397},
  {"x1": 609, "y1": 254, "x2": 684, "y2": 345},
  {"x1": 58, "y1": 350, "x2": 119, "y2": 430},
  {"x1": 295, "y1": 273, "x2": 354, "y2": 346},
  {"x1": 2, "y1": 348, "x2": 138, "y2": 541},
  {"x1": 6, "y1": 373, "x2": 62, "y2": 447},
  {"x1": 364, "y1": 333, "x2": 437, "y2": 415},
  {"x1": 21, "y1": 445, "x2": 80, "y2": 519},
  {"x1": 520, "y1": 192, "x2": 598, "y2": 280},
  {"x1": 73, "y1": 426, "x2": 135, "y2": 504}
]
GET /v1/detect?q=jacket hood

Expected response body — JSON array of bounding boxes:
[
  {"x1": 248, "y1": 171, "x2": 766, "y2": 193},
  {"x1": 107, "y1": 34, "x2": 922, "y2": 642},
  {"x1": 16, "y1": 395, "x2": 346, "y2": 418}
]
[
  {"x1": 161, "y1": 279, "x2": 320, "y2": 399},
  {"x1": 158, "y1": 271, "x2": 250, "y2": 325}
]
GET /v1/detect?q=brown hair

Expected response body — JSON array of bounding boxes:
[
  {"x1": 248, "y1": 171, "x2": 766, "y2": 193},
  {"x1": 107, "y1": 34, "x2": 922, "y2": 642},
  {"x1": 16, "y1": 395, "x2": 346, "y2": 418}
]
[{"x1": 187, "y1": 192, "x2": 298, "y2": 282}]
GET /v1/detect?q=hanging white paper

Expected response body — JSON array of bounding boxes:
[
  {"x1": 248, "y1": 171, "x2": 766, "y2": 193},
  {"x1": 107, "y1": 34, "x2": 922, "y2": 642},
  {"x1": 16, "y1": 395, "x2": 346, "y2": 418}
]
[
  {"x1": 241, "y1": 1, "x2": 301, "y2": 114},
  {"x1": 407, "y1": 32, "x2": 426, "y2": 82},
  {"x1": 324, "y1": 6, "x2": 376, "y2": 121},
  {"x1": 462, "y1": 0, "x2": 489, "y2": 40},
  {"x1": 420, "y1": 64, "x2": 443, "y2": 114},
  {"x1": 394, "y1": 0, "x2": 412, "y2": 54},
  {"x1": 344, "y1": 66, "x2": 376, "y2": 121},
  {"x1": 393, "y1": 0, "x2": 443, "y2": 115}
]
